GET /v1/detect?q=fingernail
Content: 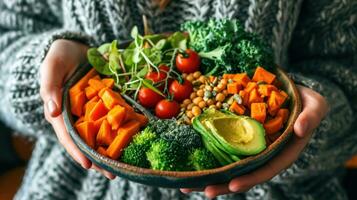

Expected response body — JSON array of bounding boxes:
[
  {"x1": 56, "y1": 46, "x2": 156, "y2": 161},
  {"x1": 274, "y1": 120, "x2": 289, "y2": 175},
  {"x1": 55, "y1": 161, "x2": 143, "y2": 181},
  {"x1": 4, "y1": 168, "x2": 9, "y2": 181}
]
[
  {"x1": 47, "y1": 99, "x2": 57, "y2": 114},
  {"x1": 229, "y1": 185, "x2": 239, "y2": 192}
]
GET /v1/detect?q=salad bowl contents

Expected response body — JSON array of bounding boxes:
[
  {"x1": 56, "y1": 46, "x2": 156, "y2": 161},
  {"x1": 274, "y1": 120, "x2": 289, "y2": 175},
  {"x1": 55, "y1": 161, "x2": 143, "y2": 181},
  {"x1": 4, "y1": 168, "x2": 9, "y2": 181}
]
[{"x1": 62, "y1": 19, "x2": 301, "y2": 188}]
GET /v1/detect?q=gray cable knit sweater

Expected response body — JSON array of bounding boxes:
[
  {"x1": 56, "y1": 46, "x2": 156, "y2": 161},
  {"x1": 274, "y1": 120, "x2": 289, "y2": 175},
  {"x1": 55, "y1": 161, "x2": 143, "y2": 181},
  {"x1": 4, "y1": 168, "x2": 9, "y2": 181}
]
[{"x1": 0, "y1": 0, "x2": 356, "y2": 199}]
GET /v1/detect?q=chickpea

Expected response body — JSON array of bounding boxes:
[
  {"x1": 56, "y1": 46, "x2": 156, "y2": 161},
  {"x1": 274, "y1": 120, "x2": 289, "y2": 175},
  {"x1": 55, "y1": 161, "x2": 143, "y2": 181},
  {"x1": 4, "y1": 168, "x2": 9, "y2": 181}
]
[
  {"x1": 205, "y1": 85, "x2": 213, "y2": 91},
  {"x1": 193, "y1": 71, "x2": 202, "y2": 79},
  {"x1": 213, "y1": 86, "x2": 219, "y2": 92},
  {"x1": 206, "y1": 99, "x2": 215, "y2": 106},
  {"x1": 187, "y1": 103, "x2": 194, "y2": 110},
  {"x1": 186, "y1": 74, "x2": 194, "y2": 82},
  {"x1": 193, "y1": 97, "x2": 203, "y2": 105},
  {"x1": 182, "y1": 73, "x2": 188, "y2": 79},
  {"x1": 220, "y1": 78, "x2": 228, "y2": 85},
  {"x1": 216, "y1": 102, "x2": 222, "y2": 109},
  {"x1": 183, "y1": 99, "x2": 191, "y2": 106},
  {"x1": 217, "y1": 83, "x2": 225, "y2": 91},
  {"x1": 196, "y1": 89, "x2": 204, "y2": 97},
  {"x1": 186, "y1": 110, "x2": 194, "y2": 118},
  {"x1": 222, "y1": 89, "x2": 228, "y2": 96},
  {"x1": 190, "y1": 92, "x2": 197, "y2": 99},
  {"x1": 216, "y1": 93, "x2": 226, "y2": 102},
  {"x1": 199, "y1": 84, "x2": 205, "y2": 89},
  {"x1": 198, "y1": 101, "x2": 206, "y2": 108},
  {"x1": 198, "y1": 75, "x2": 206, "y2": 83},
  {"x1": 209, "y1": 105, "x2": 216, "y2": 109},
  {"x1": 192, "y1": 106, "x2": 202, "y2": 116}
]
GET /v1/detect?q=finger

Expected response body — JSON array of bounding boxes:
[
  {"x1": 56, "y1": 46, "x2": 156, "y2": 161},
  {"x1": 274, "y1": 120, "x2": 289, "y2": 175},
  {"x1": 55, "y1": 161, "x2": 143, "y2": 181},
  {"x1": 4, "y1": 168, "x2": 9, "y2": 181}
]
[
  {"x1": 294, "y1": 86, "x2": 328, "y2": 137},
  {"x1": 180, "y1": 188, "x2": 204, "y2": 194},
  {"x1": 91, "y1": 163, "x2": 116, "y2": 180},
  {"x1": 51, "y1": 114, "x2": 91, "y2": 169},
  {"x1": 205, "y1": 184, "x2": 230, "y2": 199}
]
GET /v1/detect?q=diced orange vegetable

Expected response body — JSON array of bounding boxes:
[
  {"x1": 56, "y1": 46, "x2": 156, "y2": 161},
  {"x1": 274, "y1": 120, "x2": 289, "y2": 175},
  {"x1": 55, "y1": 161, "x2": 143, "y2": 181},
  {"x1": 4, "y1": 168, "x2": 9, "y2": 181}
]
[
  {"x1": 94, "y1": 116, "x2": 106, "y2": 133},
  {"x1": 252, "y1": 66, "x2": 276, "y2": 84},
  {"x1": 92, "y1": 75, "x2": 101, "y2": 80},
  {"x1": 88, "y1": 79, "x2": 106, "y2": 92},
  {"x1": 102, "y1": 78, "x2": 115, "y2": 88},
  {"x1": 280, "y1": 90, "x2": 289, "y2": 99},
  {"x1": 223, "y1": 74, "x2": 236, "y2": 79},
  {"x1": 239, "y1": 90, "x2": 249, "y2": 106},
  {"x1": 264, "y1": 116, "x2": 283, "y2": 135},
  {"x1": 267, "y1": 91, "x2": 287, "y2": 115},
  {"x1": 276, "y1": 108, "x2": 290, "y2": 123},
  {"x1": 134, "y1": 113, "x2": 149, "y2": 127},
  {"x1": 88, "y1": 100, "x2": 109, "y2": 121},
  {"x1": 85, "y1": 86, "x2": 98, "y2": 99},
  {"x1": 69, "y1": 69, "x2": 97, "y2": 97},
  {"x1": 229, "y1": 101, "x2": 246, "y2": 115},
  {"x1": 84, "y1": 101, "x2": 97, "y2": 121},
  {"x1": 75, "y1": 116, "x2": 84, "y2": 126},
  {"x1": 227, "y1": 82, "x2": 242, "y2": 94},
  {"x1": 251, "y1": 103, "x2": 267, "y2": 123},
  {"x1": 258, "y1": 84, "x2": 278, "y2": 97},
  {"x1": 100, "y1": 88, "x2": 134, "y2": 112},
  {"x1": 233, "y1": 73, "x2": 251, "y2": 87},
  {"x1": 97, "y1": 146, "x2": 107, "y2": 156},
  {"x1": 70, "y1": 91, "x2": 86, "y2": 117},
  {"x1": 76, "y1": 121, "x2": 96, "y2": 148},
  {"x1": 248, "y1": 88, "x2": 264, "y2": 106},
  {"x1": 107, "y1": 105, "x2": 126, "y2": 130},
  {"x1": 244, "y1": 82, "x2": 258, "y2": 93},
  {"x1": 97, "y1": 120, "x2": 115, "y2": 146},
  {"x1": 106, "y1": 120, "x2": 141, "y2": 159}
]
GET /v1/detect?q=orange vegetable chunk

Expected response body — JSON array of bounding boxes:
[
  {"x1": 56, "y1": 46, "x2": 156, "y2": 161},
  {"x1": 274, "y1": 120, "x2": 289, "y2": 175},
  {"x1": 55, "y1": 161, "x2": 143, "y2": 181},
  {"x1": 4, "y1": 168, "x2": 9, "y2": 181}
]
[
  {"x1": 69, "y1": 69, "x2": 97, "y2": 97},
  {"x1": 75, "y1": 116, "x2": 84, "y2": 126},
  {"x1": 85, "y1": 86, "x2": 98, "y2": 99},
  {"x1": 252, "y1": 66, "x2": 276, "y2": 84},
  {"x1": 106, "y1": 120, "x2": 141, "y2": 159},
  {"x1": 88, "y1": 79, "x2": 106, "y2": 92},
  {"x1": 276, "y1": 108, "x2": 290, "y2": 123},
  {"x1": 248, "y1": 88, "x2": 263, "y2": 106},
  {"x1": 76, "y1": 121, "x2": 96, "y2": 148},
  {"x1": 92, "y1": 75, "x2": 101, "y2": 80},
  {"x1": 102, "y1": 78, "x2": 115, "y2": 88},
  {"x1": 100, "y1": 88, "x2": 134, "y2": 112},
  {"x1": 244, "y1": 82, "x2": 258, "y2": 93},
  {"x1": 97, "y1": 146, "x2": 107, "y2": 156},
  {"x1": 251, "y1": 103, "x2": 267, "y2": 123},
  {"x1": 94, "y1": 116, "x2": 106, "y2": 132},
  {"x1": 264, "y1": 116, "x2": 283, "y2": 135},
  {"x1": 223, "y1": 74, "x2": 236, "y2": 80},
  {"x1": 258, "y1": 84, "x2": 278, "y2": 97},
  {"x1": 88, "y1": 100, "x2": 109, "y2": 121},
  {"x1": 84, "y1": 101, "x2": 97, "y2": 121},
  {"x1": 134, "y1": 113, "x2": 149, "y2": 127},
  {"x1": 97, "y1": 120, "x2": 115, "y2": 146},
  {"x1": 233, "y1": 73, "x2": 251, "y2": 87},
  {"x1": 267, "y1": 91, "x2": 287, "y2": 115},
  {"x1": 229, "y1": 101, "x2": 246, "y2": 115},
  {"x1": 239, "y1": 90, "x2": 249, "y2": 106},
  {"x1": 107, "y1": 105, "x2": 126, "y2": 130},
  {"x1": 70, "y1": 91, "x2": 86, "y2": 117},
  {"x1": 227, "y1": 82, "x2": 242, "y2": 94}
]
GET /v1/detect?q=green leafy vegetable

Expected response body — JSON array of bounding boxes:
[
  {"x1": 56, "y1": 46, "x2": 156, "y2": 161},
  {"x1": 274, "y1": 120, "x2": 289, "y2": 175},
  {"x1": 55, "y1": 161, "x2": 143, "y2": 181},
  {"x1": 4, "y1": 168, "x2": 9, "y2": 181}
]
[{"x1": 87, "y1": 48, "x2": 112, "y2": 75}]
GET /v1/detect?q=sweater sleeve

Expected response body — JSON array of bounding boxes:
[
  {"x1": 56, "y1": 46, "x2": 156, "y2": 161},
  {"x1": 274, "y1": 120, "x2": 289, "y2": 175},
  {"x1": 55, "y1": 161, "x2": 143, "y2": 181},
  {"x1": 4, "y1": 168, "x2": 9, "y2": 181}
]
[{"x1": 0, "y1": 1, "x2": 92, "y2": 138}]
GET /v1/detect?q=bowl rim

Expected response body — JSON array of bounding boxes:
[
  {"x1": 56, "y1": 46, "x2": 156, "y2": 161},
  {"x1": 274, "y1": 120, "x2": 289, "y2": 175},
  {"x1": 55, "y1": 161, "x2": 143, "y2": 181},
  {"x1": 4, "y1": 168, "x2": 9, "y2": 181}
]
[{"x1": 62, "y1": 45, "x2": 301, "y2": 179}]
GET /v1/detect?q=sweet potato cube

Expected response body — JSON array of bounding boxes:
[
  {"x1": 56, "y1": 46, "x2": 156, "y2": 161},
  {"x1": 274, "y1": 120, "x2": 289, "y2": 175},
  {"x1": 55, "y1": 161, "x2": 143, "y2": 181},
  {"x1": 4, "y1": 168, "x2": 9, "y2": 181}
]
[
  {"x1": 106, "y1": 120, "x2": 141, "y2": 159},
  {"x1": 229, "y1": 101, "x2": 246, "y2": 115},
  {"x1": 258, "y1": 84, "x2": 278, "y2": 97},
  {"x1": 277, "y1": 108, "x2": 290, "y2": 123},
  {"x1": 85, "y1": 86, "x2": 98, "y2": 99},
  {"x1": 97, "y1": 146, "x2": 107, "y2": 156},
  {"x1": 107, "y1": 105, "x2": 126, "y2": 130},
  {"x1": 102, "y1": 78, "x2": 115, "y2": 88},
  {"x1": 97, "y1": 120, "x2": 115, "y2": 146},
  {"x1": 227, "y1": 82, "x2": 242, "y2": 94},
  {"x1": 251, "y1": 103, "x2": 267, "y2": 123},
  {"x1": 267, "y1": 91, "x2": 287, "y2": 115},
  {"x1": 88, "y1": 100, "x2": 108, "y2": 121},
  {"x1": 244, "y1": 82, "x2": 258, "y2": 93},
  {"x1": 264, "y1": 116, "x2": 283, "y2": 135},
  {"x1": 239, "y1": 90, "x2": 249, "y2": 106},
  {"x1": 252, "y1": 66, "x2": 276, "y2": 84},
  {"x1": 248, "y1": 89, "x2": 264, "y2": 106},
  {"x1": 69, "y1": 69, "x2": 97, "y2": 97},
  {"x1": 88, "y1": 79, "x2": 106, "y2": 92},
  {"x1": 70, "y1": 91, "x2": 86, "y2": 117},
  {"x1": 76, "y1": 121, "x2": 96, "y2": 148},
  {"x1": 233, "y1": 73, "x2": 251, "y2": 87}
]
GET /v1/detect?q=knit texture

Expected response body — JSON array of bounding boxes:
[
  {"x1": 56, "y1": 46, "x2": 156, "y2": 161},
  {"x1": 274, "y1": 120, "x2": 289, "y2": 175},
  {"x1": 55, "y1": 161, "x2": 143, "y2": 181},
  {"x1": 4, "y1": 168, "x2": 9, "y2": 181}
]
[{"x1": 0, "y1": 0, "x2": 356, "y2": 199}]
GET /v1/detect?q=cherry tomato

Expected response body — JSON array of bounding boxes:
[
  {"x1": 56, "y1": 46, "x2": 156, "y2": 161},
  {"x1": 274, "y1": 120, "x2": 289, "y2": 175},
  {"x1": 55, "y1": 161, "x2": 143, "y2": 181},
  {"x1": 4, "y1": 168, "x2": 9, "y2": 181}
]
[
  {"x1": 176, "y1": 49, "x2": 200, "y2": 73},
  {"x1": 138, "y1": 88, "x2": 164, "y2": 108},
  {"x1": 169, "y1": 79, "x2": 193, "y2": 102},
  {"x1": 159, "y1": 65, "x2": 170, "y2": 73},
  {"x1": 145, "y1": 71, "x2": 167, "y2": 83},
  {"x1": 155, "y1": 99, "x2": 180, "y2": 119}
]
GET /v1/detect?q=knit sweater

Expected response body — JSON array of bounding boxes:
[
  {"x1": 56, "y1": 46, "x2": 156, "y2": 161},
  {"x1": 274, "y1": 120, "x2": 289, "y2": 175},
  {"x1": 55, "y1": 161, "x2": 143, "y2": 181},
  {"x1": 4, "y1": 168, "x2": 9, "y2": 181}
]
[{"x1": 0, "y1": 0, "x2": 356, "y2": 199}]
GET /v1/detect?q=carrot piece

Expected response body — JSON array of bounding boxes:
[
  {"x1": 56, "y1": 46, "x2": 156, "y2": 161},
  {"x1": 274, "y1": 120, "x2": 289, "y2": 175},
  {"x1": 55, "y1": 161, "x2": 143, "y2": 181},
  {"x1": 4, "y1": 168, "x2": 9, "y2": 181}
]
[
  {"x1": 88, "y1": 100, "x2": 109, "y2": 121},
  {"x1": 244, "y1": 82, "x2": 258, "y2": 93},
  {"x1": 69, "y1": 69, "x2": 98, "y2": 97},
  {"x1": 258, "y1": 84, "x2": 278, "y2": 97},
  {"x1": 94, "y1": 116, "x2": 106, "y2": 133},
  {"x1": 280, "y1": 90, "x2": 289, "y2": 99},
  {"x1": 85, "y1": 86, "x2": 98, "y2": 99},
  {"x1": 264, "y1": 116, "x2": 283, "y2": 135},
  {"x1": 92, "y1": 75, "x2": 101, "y2": 80},
  {"x1": 75, "y1": 116, "x2": 84, "y2": 126},
  {"x1": 229, "y1": 101, "x2": 246, "y2": 115},
  {"x1": 97, "y1": 120, "x2": 115, "y2": 146},
  {"x1": 97, "y1": 146, "x2": 107, "y2": 156},
  {"x1": 276, "y1": 108, "x2": 290, "y2": 123},
  {"x1": 76, "y1": 121, "x2": 96, "y2": 148},
  {"x1": 134, "y1": 113, "x2": 149, "y2": 127},
  {"x1": 88, "y1": 79, "x2": 106, "y2": 92},
  {"x1": 100, "y1": 88, "x2": 134, "y2": 112},
  {"x1": 267, "y1": 91, "x2": 287, "y2": 116},
  {"x1": 239, "y1": 90, "x2": 249, "y2": 106},
  {"x1": 70, "y1": 91, "x2": 86, "y2": 117},
  {"x1": 227, "y1": 82, "x2": 242, "y2": 94},
  {"x1": 233, "y1": 73, "x2": 251, "y2": 87},
  {"x1": 84, "y1": 101, "x2": 97, "y2": 121},
  {"x1": 102, "y1": 78, "x2": 115, "y2": 88},
  {"x1": 106, "y1": 120, "x2": 141, "y2": 159},
  {"x1": 252, "y1": 66, "x2": 276, "y2": 84},
  {"x1": 223, "y1": 74, "x2": 236, "y2": 80},
  {"x1": 248, "y1": 88, "x2": 264, "y2": 106},
  {"x1": 251, "y1": 103, "x2": 267, "y2": 123},
  {"x1": 107, "y1": 105, "x2": 126, "y2": 130}
]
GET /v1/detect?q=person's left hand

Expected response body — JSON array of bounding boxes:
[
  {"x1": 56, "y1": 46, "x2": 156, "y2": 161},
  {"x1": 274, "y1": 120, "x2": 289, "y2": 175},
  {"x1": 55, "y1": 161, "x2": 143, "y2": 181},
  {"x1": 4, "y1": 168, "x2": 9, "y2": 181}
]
[{"x1": 180, "y1": 85, "x2": 329, "y2": 198}]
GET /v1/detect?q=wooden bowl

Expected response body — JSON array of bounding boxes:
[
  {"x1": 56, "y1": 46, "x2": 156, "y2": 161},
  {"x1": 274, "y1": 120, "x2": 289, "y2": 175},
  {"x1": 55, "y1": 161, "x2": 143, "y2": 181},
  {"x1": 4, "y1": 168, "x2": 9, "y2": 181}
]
[{"x1": 62, "y1": 41, "x2": 301, "y2": 188}]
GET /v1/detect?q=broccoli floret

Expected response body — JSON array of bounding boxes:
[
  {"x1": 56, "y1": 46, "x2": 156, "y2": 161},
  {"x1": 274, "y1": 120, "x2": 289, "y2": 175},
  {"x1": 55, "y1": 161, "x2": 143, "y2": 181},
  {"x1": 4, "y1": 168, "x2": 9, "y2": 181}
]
[
  {"x1": 147, "y1": 119, "x2": 172, "y2": 135},
  {"x1": 132, "y1": 127, "x2": 157, "y2": 148},
  {"x1": 189, "y1": 148, "x2": 220, "y2": 170},
  {"x1": 146, "y1": 139, "x2": 188, "y2": 171}
]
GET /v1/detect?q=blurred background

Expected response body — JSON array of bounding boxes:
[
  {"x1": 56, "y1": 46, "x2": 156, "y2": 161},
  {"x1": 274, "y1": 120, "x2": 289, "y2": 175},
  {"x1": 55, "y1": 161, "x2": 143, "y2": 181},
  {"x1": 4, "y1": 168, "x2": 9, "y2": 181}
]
[{"x1": 0, "y1": 122, "x2": 356, "y2": 200}]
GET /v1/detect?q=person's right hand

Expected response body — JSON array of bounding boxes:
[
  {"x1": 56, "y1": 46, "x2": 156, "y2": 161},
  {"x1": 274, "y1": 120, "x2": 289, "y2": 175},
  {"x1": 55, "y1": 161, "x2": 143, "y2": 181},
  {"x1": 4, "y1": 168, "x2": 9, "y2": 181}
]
[{"x1": 40, "y1": 39, "x2": 115, "y2": 179}]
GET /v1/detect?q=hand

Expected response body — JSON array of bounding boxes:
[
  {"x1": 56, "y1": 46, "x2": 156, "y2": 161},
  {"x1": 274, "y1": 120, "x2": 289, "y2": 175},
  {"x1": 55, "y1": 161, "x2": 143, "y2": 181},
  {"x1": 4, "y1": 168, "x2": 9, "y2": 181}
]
[
  {"x1": 180, "y1": 85, "x2": 329, "y2": 198},
  {"x1": 40, "y1": 39, "x2": 115, "y2": 179}
]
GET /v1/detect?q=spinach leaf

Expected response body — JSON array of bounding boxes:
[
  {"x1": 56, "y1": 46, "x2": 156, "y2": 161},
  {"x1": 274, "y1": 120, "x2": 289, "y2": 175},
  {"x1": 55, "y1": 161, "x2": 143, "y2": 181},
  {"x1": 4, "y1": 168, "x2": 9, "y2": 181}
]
[{"x1": 87, "y1": 48, "x2": 112, "y2": 75}]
